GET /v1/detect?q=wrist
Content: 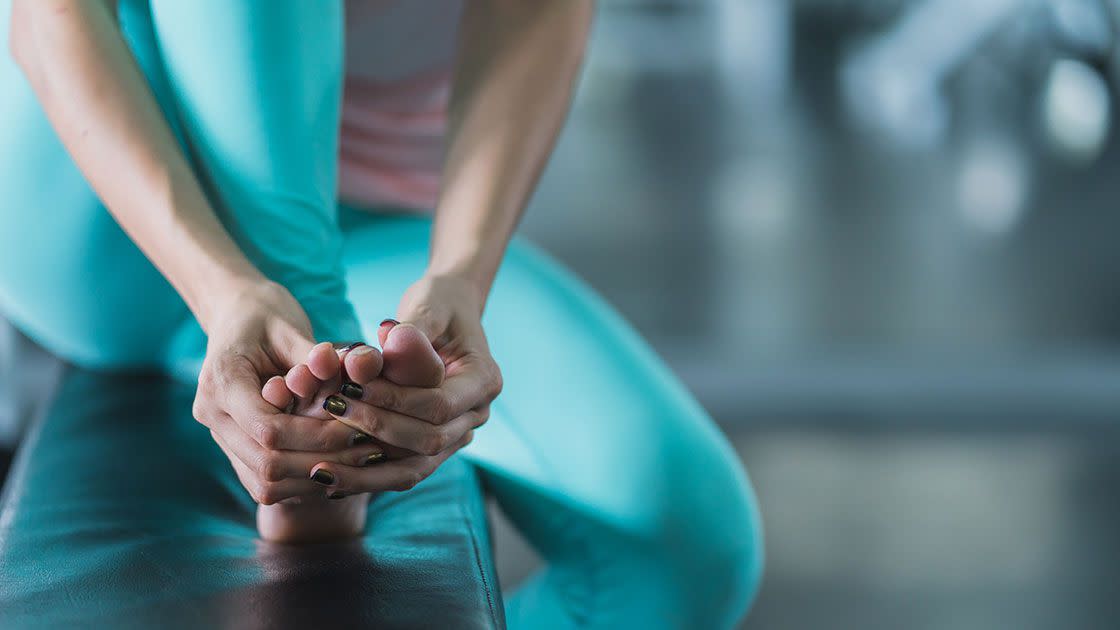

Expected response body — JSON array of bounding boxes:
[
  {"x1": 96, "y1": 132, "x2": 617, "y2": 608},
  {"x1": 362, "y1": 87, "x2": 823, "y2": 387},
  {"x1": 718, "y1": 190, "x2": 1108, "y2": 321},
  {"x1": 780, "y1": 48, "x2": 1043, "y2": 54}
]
[
  {"x1": 419, "y1": 267, "x2": 490, "y2": 311},
  {"x1": 197, "y1": 276, "x2": 288, "y2": 335},
  {"x1": 192, "y1": 271, "x2": 271, "y2": 335}
]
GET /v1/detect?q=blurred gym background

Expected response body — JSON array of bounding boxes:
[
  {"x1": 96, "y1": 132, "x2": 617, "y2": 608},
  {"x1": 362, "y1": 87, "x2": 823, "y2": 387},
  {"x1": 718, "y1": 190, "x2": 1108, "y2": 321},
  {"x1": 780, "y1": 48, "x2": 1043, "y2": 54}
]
[
  {"x1": 512, "y1": 0, "x2": 1120, "y2": 628},
  {"x1": 3, "y1": 1, "x2": 1119, "y2": 628}
]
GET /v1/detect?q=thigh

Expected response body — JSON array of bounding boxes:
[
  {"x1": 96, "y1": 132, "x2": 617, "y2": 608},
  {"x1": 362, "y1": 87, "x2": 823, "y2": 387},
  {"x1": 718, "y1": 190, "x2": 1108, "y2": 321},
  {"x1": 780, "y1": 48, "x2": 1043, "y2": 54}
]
[
  {"x1": 341, "y1": 214, "x2": 762, "y2": 627},
  {"x1": 341, "y1": 212, "x2": 755, "y2": 534}
]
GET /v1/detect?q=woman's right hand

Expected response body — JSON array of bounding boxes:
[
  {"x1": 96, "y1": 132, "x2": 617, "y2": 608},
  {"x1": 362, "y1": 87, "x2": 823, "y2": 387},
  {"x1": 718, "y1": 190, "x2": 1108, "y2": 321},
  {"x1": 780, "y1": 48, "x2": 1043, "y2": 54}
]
[{"x1": 190, "y1": 280, "x2": 383, "y2": 505}]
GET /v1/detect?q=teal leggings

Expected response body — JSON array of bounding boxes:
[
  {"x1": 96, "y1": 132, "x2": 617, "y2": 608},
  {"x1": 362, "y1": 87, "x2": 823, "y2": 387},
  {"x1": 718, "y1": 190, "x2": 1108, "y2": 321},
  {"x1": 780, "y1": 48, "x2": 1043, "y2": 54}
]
[{"x1": 0, "y1": 1, "x2": 762, "y2": 627}]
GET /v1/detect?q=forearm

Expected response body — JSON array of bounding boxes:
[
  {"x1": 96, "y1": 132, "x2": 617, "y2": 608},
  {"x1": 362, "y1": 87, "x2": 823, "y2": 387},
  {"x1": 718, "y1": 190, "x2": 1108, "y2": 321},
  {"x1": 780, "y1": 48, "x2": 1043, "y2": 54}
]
[
  {"x1": 10, "y1": 0, "x2": 263, "y2": 332},
  {"x1": 428, "y1": 0, "x2": 593, "y2": 303},
  {"x1": 148, "y1": 0, "x2": 357, "y2": 343}
]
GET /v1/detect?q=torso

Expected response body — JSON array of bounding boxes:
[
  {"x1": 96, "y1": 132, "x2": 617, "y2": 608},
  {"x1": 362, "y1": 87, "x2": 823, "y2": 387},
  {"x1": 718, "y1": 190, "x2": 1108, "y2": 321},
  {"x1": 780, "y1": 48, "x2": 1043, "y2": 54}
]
[{"x1": 339, "y1": 0, "x2": 462, "y2": 211}]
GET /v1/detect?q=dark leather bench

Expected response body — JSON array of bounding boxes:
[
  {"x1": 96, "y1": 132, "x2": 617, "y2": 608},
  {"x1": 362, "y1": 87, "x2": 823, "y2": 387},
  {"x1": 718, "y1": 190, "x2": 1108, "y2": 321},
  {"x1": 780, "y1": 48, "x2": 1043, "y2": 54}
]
[{"x1": 0, "y1": 368, "x2": 504, "y2": 629}]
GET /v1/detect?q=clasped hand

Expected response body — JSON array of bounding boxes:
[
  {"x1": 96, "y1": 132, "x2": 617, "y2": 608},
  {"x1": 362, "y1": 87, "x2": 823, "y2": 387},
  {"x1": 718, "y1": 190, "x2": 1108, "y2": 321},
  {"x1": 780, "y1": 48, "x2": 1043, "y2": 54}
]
[{"x1": 190, "y1": 274, "x2": 501, "y2": 509}]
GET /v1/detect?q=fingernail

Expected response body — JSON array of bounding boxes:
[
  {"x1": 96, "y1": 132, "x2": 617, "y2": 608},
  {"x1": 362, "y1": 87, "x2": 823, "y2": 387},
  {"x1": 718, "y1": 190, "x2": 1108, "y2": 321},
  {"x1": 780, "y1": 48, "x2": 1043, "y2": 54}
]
[
  {"x1": 379, "y1": 318, "x2": 399, "y2": 327},
  {"x1": 341, "y1": 382, "x2": 363, "y2": 399},
  {"x1": 364, "y1": 451, "x2": 386, "y2": 466},
  {"x1": 327, "y1": 492, "x2": 350, "y2": 500},
  {"x1": 349, "y1": 431, "x2": 373, "y2": 446},
  {"x1": 340, "y1": 341, "x2": 365, "y2": 352},
  {"x1": 310, "y1": 467, "x2": 336, "y2": 486},
  {"x1": 323, "y1": 395, "x2": 348, "y2": 416}
]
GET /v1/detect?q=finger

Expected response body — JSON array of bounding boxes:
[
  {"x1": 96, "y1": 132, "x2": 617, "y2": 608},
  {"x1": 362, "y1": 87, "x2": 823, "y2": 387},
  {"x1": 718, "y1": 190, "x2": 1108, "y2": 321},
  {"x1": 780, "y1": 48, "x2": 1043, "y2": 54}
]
[
  {"x1": 284, "y1": 364, "x2": 320, "y2": 399},
  {"x1": 310, "y1": 430, "x2": 474, "y2": 494},
  {"x1": 322, "y1": 393, "x2": 486, "y2": 455},
  {"x1": 382, "y1": 323, "x2": 444, "y2": 387},
  {"x1": 361, "y1": 365, "x2": 498, "y2": 425},
  {"x1": 306, "y1": 341, "x2": 341, "y2": 381},
  {"x1": 209, "y1": 423, "x2": 324, "y2": 504},
  {"x1": 213, "y1": 396, "x2": 360, "y2": 451},
  {"x1": 211, "y1": 411, "x2": 388, "y2": 482},
  {"x1": 248, "y1": 380, "x2": 399, "y2": 454},
  {"x1": 342, "y1": 344, "x2": 383, "y2": 384},
  {"x1": 261, "y1": 375, "x2": 293, "y2": 411},
  {"x1": 268, "y1": 323, "x2": 318, "y2": 373}
]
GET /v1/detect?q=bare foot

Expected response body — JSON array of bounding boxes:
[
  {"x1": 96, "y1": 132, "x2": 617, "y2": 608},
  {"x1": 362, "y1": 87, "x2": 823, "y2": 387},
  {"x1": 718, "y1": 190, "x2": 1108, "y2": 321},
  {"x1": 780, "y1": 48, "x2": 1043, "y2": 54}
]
[
  {"x1": 255, "y1": 326, "x2": 445, "y2": 544},
  {"x1": 255, "y1": 341, "x2": 383, "y2": 544}
]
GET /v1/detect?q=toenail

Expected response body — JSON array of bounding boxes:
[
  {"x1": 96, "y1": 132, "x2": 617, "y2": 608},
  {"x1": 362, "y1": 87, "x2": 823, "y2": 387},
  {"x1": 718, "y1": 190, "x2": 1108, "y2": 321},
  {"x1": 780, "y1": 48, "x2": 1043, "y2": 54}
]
[
  {"x1": 350, "y1": 345, "x2": 375, "y2": 357},
  {"x1": 379, "y1": 318, "x2": 399, "y2": 327},
  {"x1": 349, "y1": 431, "x2": 373, "y2": 446},
  {"x1": 310, "y1": 467, "x2": 336, "y2": 486},
  {"x1": 323, "y1": 395, "x2": 348, "y2": 416},
  {"x1": 339, "y1": 341, "x2": 365, "y2": 352},
  {"x1": 341, "y1": 382, "x2": 363, "y2": 399},
  {"x1": 364, "y1": 451, "x2": 386, "y2": 466}
]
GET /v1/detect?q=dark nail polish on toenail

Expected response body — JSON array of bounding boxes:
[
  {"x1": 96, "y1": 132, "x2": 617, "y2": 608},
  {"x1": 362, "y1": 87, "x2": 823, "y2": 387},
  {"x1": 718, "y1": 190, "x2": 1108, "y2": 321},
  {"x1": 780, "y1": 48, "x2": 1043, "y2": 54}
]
[
  {"x1": 311, "y1": 468, "x2": 336, "y2": 486},
  {"x1": 327, "y1": 492, "x2": 349, "y2": 500},
  {"x1": 323, "y1": 395, "x2": 347, "y2": 416},
  {"x1": 340, "y1": 341, "x2": 365, "y2": 352},
  {"x1": 350, "y1": 432, "x2": 373, "y2": 446},
  {"x1": 364, "y1": 452, "x2": 386, "y2": 466},
  {"x1": 341, "y1": 382, "x2": 363, "y2": 399},
  {"x1": 379, "y1": 318, "x2": 399, "y2": 327}
]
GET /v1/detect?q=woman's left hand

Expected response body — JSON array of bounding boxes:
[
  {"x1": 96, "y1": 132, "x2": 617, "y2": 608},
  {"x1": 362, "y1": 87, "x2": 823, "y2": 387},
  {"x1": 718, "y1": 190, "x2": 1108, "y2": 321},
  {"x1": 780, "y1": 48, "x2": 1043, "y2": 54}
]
[{"x1": 307, "y1": 272, "x2": 502, "y2": 493}]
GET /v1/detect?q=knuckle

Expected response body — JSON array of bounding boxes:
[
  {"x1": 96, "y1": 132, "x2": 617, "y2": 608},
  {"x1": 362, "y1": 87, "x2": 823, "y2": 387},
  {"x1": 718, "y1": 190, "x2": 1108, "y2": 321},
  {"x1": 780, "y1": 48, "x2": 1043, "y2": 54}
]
[
  {"x1": 431, "y1": 396, "x2": 452, "y2": 425},
  {"x1": 191, "y1": 398, "x2": 210, "y2": 425},
  {"x1": 256, "y1": 483, "x2": 282, "y2": 506},
  {"x1": 256, "y1": 422, "x2": 281, "y2": 450},
  {"x1": 248, "y1": 481, "x2": 268, "y2": 505},
  {"x1": 196, "y1": 367, "x2": 216, "y2": 391},
  {"x1": 257, "y1": 454, "x2": 284, "y2": 482},
  {"x1": 421, "y1": 430, "x2": 447, "y2": 456},
  {"x1": 487, "y1": 365, "x2": 504, "y2": 399},
  {"x1": 381, "y1": 387, "x2": 402, "y2": 411},
  {"x1": 314, "y1": 428, "x2": 338, "y2": 452},
  {"x1": 395, "y1": 471, "x2": 424, "y2": 492}
]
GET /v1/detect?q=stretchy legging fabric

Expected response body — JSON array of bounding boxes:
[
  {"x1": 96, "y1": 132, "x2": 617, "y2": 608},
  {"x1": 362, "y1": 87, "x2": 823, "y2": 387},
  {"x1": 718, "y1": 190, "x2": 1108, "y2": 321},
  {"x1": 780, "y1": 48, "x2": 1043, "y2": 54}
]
[{"x1": 0, "y1": 1, "x2": 762, "y2": 627}]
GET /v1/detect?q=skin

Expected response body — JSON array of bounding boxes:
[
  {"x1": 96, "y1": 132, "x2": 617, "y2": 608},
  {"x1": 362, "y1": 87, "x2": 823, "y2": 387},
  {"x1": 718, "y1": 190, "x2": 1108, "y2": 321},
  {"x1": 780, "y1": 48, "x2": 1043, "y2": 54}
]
[{"x1": 11, "y1": 0, "x2": 593, "y2": 542}]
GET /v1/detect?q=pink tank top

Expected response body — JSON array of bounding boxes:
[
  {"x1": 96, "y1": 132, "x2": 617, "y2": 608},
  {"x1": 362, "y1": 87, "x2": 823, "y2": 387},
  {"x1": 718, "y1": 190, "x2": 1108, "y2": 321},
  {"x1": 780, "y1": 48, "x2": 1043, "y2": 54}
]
[{"x1": 339, "y1": 1, "x2": 462, "y2": 210}]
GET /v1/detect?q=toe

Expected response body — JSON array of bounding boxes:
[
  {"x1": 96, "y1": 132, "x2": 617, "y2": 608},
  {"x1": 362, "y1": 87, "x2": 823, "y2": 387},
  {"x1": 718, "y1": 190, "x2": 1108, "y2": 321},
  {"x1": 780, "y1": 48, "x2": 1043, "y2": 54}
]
[
  {"x1": 376, "y1": 318, "x2": 398, "y2": 348},
  {"x1": 261, "y1": 375, "x2": 293, "y2": 410},
  {"x1": 306, "y1": 342, "x2": 341, "y2": 381},
  {"x1": 382, "y1": 323, "x2": 445, "y2": 387},
  {"x1": 344, "y1": 345, "x2": 384, "y2": 384},
  {"x1": 285, "y1": 364, "x2": 321, "y2": 399}
]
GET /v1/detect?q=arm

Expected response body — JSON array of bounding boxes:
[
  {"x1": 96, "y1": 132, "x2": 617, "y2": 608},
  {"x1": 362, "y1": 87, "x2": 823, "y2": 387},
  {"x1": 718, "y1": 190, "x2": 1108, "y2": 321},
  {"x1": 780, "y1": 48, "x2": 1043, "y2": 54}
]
[
  {"x1": 10, "y1": 0, "x2": 261, "y2": 330},
  {"x1": 10, "y1": 0, "x2": 359, "y2": 343},
  {"x1": 11, "y1": 1, "x2": 374, "y2": 513},
  {"x1": 304, "y1": 1, "x2": 596, "y2": 494},
  {"x1": 427, "y1": 0, "x2": 594, "y2": 303}
]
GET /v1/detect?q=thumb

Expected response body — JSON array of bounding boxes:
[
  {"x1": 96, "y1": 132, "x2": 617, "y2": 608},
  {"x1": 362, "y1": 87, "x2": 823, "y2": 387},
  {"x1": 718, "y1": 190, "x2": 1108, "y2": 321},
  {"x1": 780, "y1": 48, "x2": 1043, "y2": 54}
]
[{"x1": 270, "y1": 321, "x2": 317, "y2": 370}]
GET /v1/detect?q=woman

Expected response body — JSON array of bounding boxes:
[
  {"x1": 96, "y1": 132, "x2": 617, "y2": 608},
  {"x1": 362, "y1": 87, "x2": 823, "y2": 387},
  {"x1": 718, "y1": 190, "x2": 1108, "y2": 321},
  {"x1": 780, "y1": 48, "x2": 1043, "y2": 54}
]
[{"x1": 2, "y1": 1, "x2": 762, "y2": 627}]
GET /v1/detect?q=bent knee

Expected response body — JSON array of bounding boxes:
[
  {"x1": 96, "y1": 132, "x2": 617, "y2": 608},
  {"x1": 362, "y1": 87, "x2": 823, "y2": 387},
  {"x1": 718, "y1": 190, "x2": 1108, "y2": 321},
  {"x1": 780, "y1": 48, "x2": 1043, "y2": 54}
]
[
  {"x1": 678, "y1": 487, "x2": 764, "y2": 627},
  {"x1": 651, "y1": 446, "x2": 765, "y2": 628}
]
